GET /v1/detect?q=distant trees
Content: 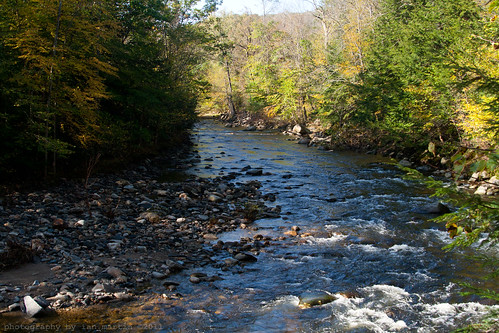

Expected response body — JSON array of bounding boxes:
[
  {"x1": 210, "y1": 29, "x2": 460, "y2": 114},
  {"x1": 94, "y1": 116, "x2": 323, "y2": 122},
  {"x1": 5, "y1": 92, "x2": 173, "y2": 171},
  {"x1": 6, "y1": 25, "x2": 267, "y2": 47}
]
[
  {"x1": 201, "y1": 0, "x2": 498, "y2": 164},
  {"x1": 201, "y1": 11, "x2": 324, "y2": 122},
  {"x1": 0, "y1": 0, "x2": 217, "y2": 180}
]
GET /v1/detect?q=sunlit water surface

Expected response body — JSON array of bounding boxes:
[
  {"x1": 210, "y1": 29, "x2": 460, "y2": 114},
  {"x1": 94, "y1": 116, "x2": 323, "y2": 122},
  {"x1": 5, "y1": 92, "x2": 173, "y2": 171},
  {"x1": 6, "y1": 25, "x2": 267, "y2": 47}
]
[{"x1": 4, "y1": 120, "x2": 495, "y2": 333}]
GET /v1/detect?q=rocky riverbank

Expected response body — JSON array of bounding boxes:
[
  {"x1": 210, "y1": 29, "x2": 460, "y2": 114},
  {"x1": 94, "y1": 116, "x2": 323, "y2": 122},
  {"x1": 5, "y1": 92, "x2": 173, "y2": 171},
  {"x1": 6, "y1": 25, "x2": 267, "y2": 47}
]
[
  {"x1": 224, "y1": 115, "x2": 499, "y2": 196},
  {"x1": 0, "y1": 149, "x2": 282, "y2": 318}
]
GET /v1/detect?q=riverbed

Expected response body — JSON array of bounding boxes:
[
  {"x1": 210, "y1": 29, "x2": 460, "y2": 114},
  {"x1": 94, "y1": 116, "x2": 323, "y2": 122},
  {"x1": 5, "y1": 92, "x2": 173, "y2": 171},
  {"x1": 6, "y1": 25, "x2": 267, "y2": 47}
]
[{"x1": 1, "y1": 119, "x2": 496, "y2": 332}]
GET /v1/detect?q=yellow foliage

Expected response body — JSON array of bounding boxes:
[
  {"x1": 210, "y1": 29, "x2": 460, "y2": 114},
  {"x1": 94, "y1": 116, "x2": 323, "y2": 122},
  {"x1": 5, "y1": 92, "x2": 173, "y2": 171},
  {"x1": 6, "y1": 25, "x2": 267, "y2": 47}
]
[{"x1": 458, "y1": 96, "x2": 496, "y2": 143}]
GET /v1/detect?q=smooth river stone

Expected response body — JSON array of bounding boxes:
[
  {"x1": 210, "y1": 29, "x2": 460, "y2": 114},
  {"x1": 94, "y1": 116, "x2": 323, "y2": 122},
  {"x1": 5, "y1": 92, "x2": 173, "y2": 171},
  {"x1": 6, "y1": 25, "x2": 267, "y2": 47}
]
[{"x1": 298, "y1": 291, "x2": 337, "y2": 308}]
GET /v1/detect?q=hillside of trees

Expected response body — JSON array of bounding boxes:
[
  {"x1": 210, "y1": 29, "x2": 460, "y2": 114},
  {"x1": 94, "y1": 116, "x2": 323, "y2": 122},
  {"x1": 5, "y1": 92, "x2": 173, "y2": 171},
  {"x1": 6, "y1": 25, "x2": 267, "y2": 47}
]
[
  {"x1": 1, "y1": 0, "x2": 498, "y2": 181},
  {"x1": 0, "y1": 0, "x2": 221, "y2": 182},
  {"x1": 201, "y1": 0, "x2": 499, "y2": 170}
]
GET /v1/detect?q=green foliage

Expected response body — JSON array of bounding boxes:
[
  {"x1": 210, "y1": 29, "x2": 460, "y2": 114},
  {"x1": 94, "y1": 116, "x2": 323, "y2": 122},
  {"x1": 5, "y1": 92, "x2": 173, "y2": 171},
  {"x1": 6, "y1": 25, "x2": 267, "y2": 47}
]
[
  {"x1": 353, "y1": 0, "x2": 482, "y2": 152},
  {"x1": 0, "y1": 0, "x2": 216, "y2": 180},
  {"x1": 402, "y1": 164, "x2": 498, "y2": 306}
]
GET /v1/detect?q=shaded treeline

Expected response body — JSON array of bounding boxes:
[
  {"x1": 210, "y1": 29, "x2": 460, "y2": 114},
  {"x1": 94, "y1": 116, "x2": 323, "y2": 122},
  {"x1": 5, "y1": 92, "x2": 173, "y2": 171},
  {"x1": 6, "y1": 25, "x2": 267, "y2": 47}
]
[{"x1": 0, "y1": 0, "x2": 218, "y2": 181}]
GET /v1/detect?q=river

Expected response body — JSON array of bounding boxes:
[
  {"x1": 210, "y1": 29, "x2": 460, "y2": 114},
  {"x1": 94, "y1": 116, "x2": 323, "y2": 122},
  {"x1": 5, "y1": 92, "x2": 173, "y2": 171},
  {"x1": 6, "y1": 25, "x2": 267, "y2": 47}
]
[
  {"x1": 155, "y1": 120, "x2": 493, "y2": 332},
  {"x1": 3, "y1": 119, "x2": 494, "y2": 332}
]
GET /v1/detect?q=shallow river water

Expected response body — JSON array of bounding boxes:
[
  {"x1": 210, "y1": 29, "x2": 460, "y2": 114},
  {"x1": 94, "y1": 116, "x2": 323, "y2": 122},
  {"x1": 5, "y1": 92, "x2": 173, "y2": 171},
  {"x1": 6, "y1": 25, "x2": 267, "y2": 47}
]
[
  {"x1": 157, "y1": 120, "x2": 493, "y2": 332},
  {"x1": 4, "y1": 119, "x2": 495, "y2": 332}
]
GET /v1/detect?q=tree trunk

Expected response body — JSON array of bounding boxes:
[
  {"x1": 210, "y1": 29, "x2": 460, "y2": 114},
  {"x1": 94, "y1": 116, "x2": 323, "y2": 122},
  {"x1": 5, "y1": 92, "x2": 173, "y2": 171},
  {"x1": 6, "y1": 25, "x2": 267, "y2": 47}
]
[
  {"x1": 45, "y1": 0, "x2": 63, "y2": 176},
  {"x1": 225, "y1": 59, "x2": 236, "y2": 120}
]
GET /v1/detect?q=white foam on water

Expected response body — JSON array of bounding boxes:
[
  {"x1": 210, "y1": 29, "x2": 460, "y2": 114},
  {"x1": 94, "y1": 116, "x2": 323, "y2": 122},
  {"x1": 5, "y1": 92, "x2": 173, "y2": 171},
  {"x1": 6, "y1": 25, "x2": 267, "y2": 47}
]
[
  {"x1": 420, "y1": 302, "x2": 497, "y2": 329},
  {"x1": 261, "y1": 295, "x2": 300, "y2": 309},
  {"x1": 306, "y1": 233, "x2": 347, "y2": 245},
  {"x1": 343, "y1": 308, "x2": 408, "y2": 332},
  {"x1": 275, "y1": 257, "x2": 303, "y2": 265},
  {"x1": 328, "y1": 294, "x2": 408, "y2": 332},
  {"x1": 389, "y1": 244, "x2": 424, "y2": 253}
]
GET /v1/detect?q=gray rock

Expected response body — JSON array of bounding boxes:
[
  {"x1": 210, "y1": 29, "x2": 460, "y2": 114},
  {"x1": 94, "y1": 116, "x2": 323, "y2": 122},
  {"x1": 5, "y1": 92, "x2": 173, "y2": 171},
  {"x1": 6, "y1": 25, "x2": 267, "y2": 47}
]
[
  {"x1": 22, "y1": 296, "x2": 44, "y2": 317},
  {"x1": 488, "y1": 176, "x2": 499, "y2": 186},
  {"x1": 8, "y1": 303, "x2": 21, "y2": 312},
  {"x1": 399, "y1": 159, "x2": 412, "y2": 167},
  {"x1": 33, "y1": 296, "x2": 50, "y2": 308},
  {"x1": 107, "y1": 242, "x2": 121, "y2": 251},
  {"x1": 246, "y1": 169, "x2": 263, "y2": 176},
  {"x1": 152, "y1": 271, "x2": 169, "y2": 279},
  {"x1": 234, "y1": 252, "x2": 257, "y2": 262},
  {"x1": 91, "y1": 283, "x2": 117, "y2": 293},
  {"x1": 114, "y1": 292, "x2": 133, "y2": 301},
  {"x1": 292, "y1": 124, "x2": 308, "y2": 135},
  {"x1": 138, "y1": 201, "x2": 153, "y2": 210},
  {"x1": 207, "y1": 194, "x2": 223, "y2": 202},
  {"x1": 243, "y1": 126, "x2": 257, "y2": 131},
  {"x1": 203, "y1": 233, "x2": 218, "y2": 240},
  {"x1": 474, "y1": 185, "x2": 489, "y2": 196},
  {"x1": 420, "y1": 202, "x2": 450, "y2": 214},
  {"x1": 298, "y1": 137, "x2": 311, "y2": 145},
  {"x1": 106, "y1": 266, "x2": 125, "y2": 278},
  {"x1": 189, "y1": 276, "x2": 201, "y2": 284}
]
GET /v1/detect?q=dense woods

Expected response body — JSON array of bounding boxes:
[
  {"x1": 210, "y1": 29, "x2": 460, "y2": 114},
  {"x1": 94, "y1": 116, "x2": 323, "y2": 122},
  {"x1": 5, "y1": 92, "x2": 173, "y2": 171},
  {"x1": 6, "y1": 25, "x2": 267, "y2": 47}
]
[
  {"x1": 2, "y1": 0, "x2": 498, "y2": 180},
  {"x1": 0, "y1": 0, "x2": 218, "y2": 181},
  {"x1": 203, "y1": 0, "x2": 499, "y2": 167},
  {"x1": 0, "y1": 1, "x2": 497, "y2": 328}
]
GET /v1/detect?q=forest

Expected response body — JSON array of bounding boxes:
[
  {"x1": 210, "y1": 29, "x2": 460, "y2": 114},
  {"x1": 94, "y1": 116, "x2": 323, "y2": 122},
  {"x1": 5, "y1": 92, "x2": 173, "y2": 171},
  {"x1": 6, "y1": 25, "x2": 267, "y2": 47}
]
[
  {"x1": 1, "y1": 0, "x2": 498, "y2": 180},
  {"x1": 0, "y1": 0, "x2": 498, "y2": 329},
  {"x1": 203, "y1": 0, "x2": 499, "y2": 168},
  {"x1": 0, "y1": 0, "x2": 220, "y2": 181}
]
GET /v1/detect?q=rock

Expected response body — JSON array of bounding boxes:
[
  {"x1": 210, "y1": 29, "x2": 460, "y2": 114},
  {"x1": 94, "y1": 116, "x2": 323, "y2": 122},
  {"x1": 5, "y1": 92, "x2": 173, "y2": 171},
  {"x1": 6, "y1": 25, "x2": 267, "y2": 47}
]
[
  {"x1": 284, "y1": 230, "x2": 298, "y2": 237},
  {"x1": 298, "y1": 291, "x2": 337, "y2": 308},
  {"x1": 92, "y1": 283, "x2": 116, "y2": 293},
  {"x1": 203, "y1": 233, "x2": 218, "y2": 240},
  {"x1": 22, "y1": 296, "x2": 44, "y2": 317},
  {"x1": 8, "y1": 303, "x2": 21, "y2": 312},
  {"x1": 246, "y1": 169, "x2": 263, "y2": 176},
  {"x1": 162, "y1": 281, "x2": 180, "y2": 287},
  {"x1": 208, "y1": 194, "x2": 223, "y2": 202},
  {"x1": 33, "y1": 296, "x2": 50, "y2": 308},
  {"x1": 474, "y1": 185, "x2": 489, "y2": 196},
  {"x1": 135, "y1": 246, "x2": 147, "y2": 253},
  {"x1": 224, "y1": 258, "x2": 238, "y2": 266},
  {"x1": 399, "y1": 159, "x2": 412, "y2": 167},
  {"x1": 298, "y1": 137, "x2": 311, "y2": 145},
  {"x1": 489, "y1": 176, "x2": 499, "y2": 186},
  {"x1": 107, "y1": 242, "x2": 121, "y2": 251},
  {"x1": 189, "y1": 272, "x2": 207, "y2": 284},
  {"x1": 189, "y1": 276, "x2": 201, "y2": 284},
  {"x1": 155, "y1": 190, "x2": 168, "y2": 196},
  {"x1": 140, "y1": 212, "x2": 161, "y2": 223},
  {"x1": 138, "y1": 201, "x2": 153, "y2": 210},
  {"x1": 152, "y1": 271, "x2": 169, "y2": 279},
  {"x1": 52, "y1": 218, "x2": 67, "y2": 230},
  {"x1": 292, "y1": 124, "x2": 308, "y2": 135},
  {"x1": 123, "y1": 184, "x2": 136, "y2": 191},
  {"x1": 243, "y1": 126, "x2": 257, "y2": 131},
  {"x1": 234, "y1": 252, "x2": 257, "y2": 262},
  {"x1": 114, "y1": 292, "x2": 134, "y2": 301},
  {"x1": 47, "y1": 293, "x2": 70, "y2": 303},
  {"x1": 420, "y1": 202, "x2": 450, "y2": 214},
  {"x1": 106, "y1": 266, "x2": 125, "y2": 278}
]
